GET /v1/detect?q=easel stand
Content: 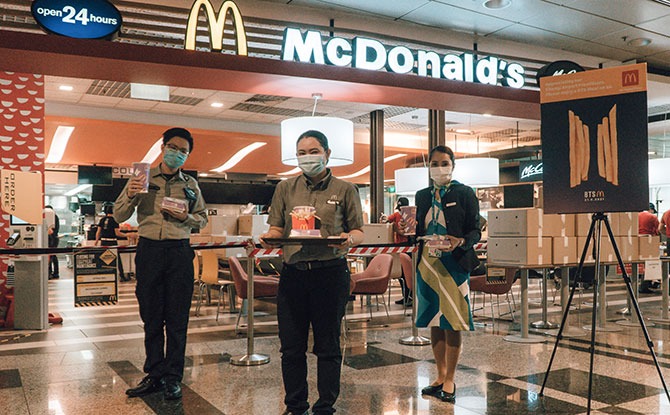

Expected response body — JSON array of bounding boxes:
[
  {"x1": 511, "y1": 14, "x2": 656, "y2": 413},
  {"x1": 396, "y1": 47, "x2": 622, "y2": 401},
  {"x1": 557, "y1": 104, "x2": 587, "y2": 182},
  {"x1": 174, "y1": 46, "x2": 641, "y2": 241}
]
[{"x1": 539, "y1": 213, "x2": 669, "y2": 413}]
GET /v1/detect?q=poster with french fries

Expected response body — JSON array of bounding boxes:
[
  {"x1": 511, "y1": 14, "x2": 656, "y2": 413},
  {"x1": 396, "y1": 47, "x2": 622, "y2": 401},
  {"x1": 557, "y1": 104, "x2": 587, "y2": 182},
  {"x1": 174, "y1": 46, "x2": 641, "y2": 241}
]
[{"x1": 540, "y1": 63, "x2": 648, "y2": 214}]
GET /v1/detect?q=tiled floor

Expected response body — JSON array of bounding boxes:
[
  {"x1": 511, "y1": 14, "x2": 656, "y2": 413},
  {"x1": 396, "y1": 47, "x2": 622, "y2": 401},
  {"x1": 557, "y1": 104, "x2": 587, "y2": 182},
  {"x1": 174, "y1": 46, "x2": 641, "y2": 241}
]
[{"x1": 2, "y1": 264, "x2": 670, "y2": 414}]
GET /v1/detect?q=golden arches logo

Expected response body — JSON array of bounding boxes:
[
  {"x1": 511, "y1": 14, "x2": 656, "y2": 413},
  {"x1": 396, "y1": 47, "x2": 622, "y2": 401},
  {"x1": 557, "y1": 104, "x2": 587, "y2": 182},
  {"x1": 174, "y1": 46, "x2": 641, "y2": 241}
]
[{"x1": 185, "y1": 0, "x2": 248, "y2": 55}]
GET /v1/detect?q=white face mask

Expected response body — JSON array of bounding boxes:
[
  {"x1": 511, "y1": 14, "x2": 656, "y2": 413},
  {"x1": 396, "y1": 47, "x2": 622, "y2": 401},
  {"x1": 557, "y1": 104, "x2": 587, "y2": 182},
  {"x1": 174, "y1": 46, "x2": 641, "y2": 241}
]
[
  {"x1": 430, "y1": 166, "x2": 452, "y2": 186},
  {"x1": 297, "y1": 154, "x2": 326, "y2": 177}
]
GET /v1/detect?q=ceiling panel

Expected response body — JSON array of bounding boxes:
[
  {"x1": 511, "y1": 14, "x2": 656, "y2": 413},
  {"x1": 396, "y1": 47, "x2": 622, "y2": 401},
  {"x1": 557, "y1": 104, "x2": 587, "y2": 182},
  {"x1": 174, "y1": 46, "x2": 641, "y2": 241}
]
[
  {"x1": 563, "y1": 0, "x2": 670, "y2": 26},
  {"x1": 319, "y1": 0, "x2": 430, "y2": 18},
  {"x1": 518, "y1": 4, "x2": 629, "y2": 41},
  {"x1": 403, "y1": 2, "x2": 514, "y2": 35}
]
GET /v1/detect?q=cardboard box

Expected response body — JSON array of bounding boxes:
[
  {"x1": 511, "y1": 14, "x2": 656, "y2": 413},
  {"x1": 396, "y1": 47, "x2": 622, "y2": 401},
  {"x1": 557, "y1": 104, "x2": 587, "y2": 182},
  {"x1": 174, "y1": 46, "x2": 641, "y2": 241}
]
[
  {"x1": 616, "y1": 235, "x2": 638, "y2": 262},
  {"x1": 639, "y1": 235, "x2": 661, "y2": 260},
  {"x1": 487, "y1": 237, "x2": 552, "y2": 266},
  {"x1": 552, "y1": 236, "x2": 577, "y2": 265},
  {"x1": 543, "y1": 214, "x2": 575, "y2": 237},
  {"x1": 488, "y1": 208, "x2": 541, "y2": 237},
  {"x1": 200, "y1": 215, "x2": 238, "y2": 236},
  {"x1": 238, "y1": 214, "x2": 269, "y2": 237},
  {"x1": 362, "y1": 223, "x2": 394, "y2": 244},
  {"x1": 189, "y1": 235, "x2": 212, "y2": 245},
  {"x1": 611, "y1": 212, "x2": 638, "y2": 237},
  {"x1": 577, "y1": 235, "x2": 616, "y2": 263}
]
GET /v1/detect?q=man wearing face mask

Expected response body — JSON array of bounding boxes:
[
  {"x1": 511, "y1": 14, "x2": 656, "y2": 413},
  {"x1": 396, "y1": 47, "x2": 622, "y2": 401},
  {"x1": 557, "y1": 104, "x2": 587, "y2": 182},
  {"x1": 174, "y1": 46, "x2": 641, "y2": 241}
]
[
  {"x1": 114, "y1": 127, "x2": 207, "y2": 401},
  {"x1": 260, "y1": 130, "x2": 364, "y2": 415},
  {"x1": 414, "y1": 145, "x2": 480, "y2": 404}
]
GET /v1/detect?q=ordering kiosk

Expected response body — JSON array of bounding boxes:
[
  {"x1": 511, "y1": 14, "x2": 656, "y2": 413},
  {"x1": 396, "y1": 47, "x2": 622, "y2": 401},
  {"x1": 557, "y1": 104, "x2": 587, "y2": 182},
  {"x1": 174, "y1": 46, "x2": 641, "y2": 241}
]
[{"x1": 7, "y1": 214, "x2": 49, "y2": 330}]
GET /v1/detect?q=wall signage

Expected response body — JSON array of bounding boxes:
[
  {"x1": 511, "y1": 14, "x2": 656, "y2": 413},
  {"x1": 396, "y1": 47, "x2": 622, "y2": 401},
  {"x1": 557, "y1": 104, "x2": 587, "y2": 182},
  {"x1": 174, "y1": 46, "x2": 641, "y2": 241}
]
[
  {"x1": 281, "y1": 28, "x2": 526, "y2": 88},
  {"x1": 519, "y1": 160, "x2": 543, "y2": 182},
  {"x1": 536, "y1": 60, "x2": 585, "y2": 83},
  {"x1": 31, "y1": 0, "x2": 121, "y2": 39},
  {"x1": 185, "y1": 0, "x2": 248, "y2": 54},
  {"x1": 541, "y1": 63, "x2": 648, "y2": 214},
  {"x1": 183, "y1": 0, "x2": 525, "y2": 88}
]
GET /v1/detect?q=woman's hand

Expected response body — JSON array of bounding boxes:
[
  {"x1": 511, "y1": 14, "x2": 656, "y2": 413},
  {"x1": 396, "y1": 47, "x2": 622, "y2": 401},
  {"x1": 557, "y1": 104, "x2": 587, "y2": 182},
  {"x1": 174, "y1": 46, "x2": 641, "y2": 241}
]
[{"x1": 440, "y1": 235, "x2": 465, "y2": 252}]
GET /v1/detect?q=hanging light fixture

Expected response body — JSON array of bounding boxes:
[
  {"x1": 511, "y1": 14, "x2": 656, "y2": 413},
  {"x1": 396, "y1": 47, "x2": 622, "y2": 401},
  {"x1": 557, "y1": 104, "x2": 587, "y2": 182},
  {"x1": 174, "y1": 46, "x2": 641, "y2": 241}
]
[
  {"x1": 452, "y1": 157, "x2": 499, "y2": 187},
  {"x1": 280, "y1": 93, "x2": 354, "y2": 166},
  {"x1": 395, "y1": 167, "x2": 429, "y2": 195}
]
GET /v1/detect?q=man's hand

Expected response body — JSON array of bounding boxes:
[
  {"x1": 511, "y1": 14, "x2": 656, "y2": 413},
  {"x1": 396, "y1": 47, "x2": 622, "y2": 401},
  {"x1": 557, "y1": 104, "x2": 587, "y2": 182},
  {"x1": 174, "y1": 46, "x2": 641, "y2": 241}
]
[
  {"x1": 127, "y1": 176, "x2": 146, "y2": 198},
  {"x1": 161, "y1": 207, "x2": 188, "y2": 221}
]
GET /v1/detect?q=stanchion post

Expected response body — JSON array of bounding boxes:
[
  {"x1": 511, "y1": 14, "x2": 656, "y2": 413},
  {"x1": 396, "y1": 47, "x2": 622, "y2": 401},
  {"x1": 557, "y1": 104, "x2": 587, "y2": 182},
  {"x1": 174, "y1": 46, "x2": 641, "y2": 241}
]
[
  {"x1": 400, "y1": 248, "x2": 430, "y2": 346},
  {"x1": 231, "y1": 252, "x2": 270, "y2": 366}
]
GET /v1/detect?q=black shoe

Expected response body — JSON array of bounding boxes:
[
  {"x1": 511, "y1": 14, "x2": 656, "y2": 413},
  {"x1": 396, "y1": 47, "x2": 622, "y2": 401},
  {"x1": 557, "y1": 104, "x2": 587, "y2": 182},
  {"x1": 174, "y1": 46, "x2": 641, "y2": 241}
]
[
  {"x1": 421, "y1": 383, "x2": 443, "y2": 396},
  {"x1": 639, "y1": 288, "x2": 655, "y2": 294},
  {"x1": 164, "y1": 379, "x2": 182, "y2": 400},
  {"x1": 395, "y1": 298, "x2": 407, "y2": 305},
  {"x1": 404, "y1": 300, "x2": 413, "y2": 308},
  {"x1": 436, "y1": 384, "x2": 456, "y2": 403},
  {"x1": 126, "y1": 376, "x2": 164, "y2": 397},
  {"x1": 282, "y1": 411, "x2": 308, "y2": 415}
]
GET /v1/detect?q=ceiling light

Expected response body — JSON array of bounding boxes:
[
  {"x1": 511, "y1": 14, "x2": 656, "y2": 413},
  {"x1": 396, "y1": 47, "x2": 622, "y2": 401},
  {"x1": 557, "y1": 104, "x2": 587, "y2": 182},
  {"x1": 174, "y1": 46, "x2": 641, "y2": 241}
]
[
  {"x1": 141, "y1": 137, "x2": 164, "y2": 164},
  {"x1": 455, "y1": 129, "x2": 473, "y2": 134},
  {"x1": 452, "y1": 158, "x2": 500, "y2": 187},
  {"x1": 337, "y1": 154, "x2": 406, "y2": 179},
  {"x1": 483, "y1": 0, "x2": 512, "y2": 9},
  {"x1": 211, "y1": 142, "x2": 267, "y2": 172},
  {"x1": 395, "y1": 167, "x2": 429, "y2": 195},
  {"x1": 281, "y1": 94, "x2": 354, "y2": 166},
  {"x1": 58, "y1": 85, "x2": 73, "y2": 92},
  {"x1": 482, "y1": 113, "x2": 492, "y2": 117},
  {"x1": 628, "y1": 37, "x2": 652, "y2": 47},
  {"x1": 211, "y1": 102, "x2": 224, "y2": 108},
  {"x1": 64, "y1": 184, "x2": 92, "y2": 197},
  {"x1": 130, "y1": 83, "x2": 170, "y2": 101},
  {"x1": 46, "y1": 126, "x2": 75, "y2": 163}
]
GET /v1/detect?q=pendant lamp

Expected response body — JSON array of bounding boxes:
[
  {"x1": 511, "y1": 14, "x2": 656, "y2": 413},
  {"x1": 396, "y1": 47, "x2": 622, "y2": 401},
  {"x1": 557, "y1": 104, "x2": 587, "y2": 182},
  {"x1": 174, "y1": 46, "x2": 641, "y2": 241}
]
[
  {"x1": 452, "y1": 157, "x2": 499, "y2": 187},
  {"x1": 395, "y1": 167, "x2": 429, "y2": 195},
  {"x1": 280, "y1": 94, "x2": 354, "y2": 166}
]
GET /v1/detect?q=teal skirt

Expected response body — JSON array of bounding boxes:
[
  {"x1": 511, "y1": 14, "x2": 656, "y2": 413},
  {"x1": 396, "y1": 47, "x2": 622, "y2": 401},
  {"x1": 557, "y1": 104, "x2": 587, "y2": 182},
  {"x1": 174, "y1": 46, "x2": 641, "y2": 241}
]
[{"x1": 415, "y1": 249, "x2": 474, "y2": 331}]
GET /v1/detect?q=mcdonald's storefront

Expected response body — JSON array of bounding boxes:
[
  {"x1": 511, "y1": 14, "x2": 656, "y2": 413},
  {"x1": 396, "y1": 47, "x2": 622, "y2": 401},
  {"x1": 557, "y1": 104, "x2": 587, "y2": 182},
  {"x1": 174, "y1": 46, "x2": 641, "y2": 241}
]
[{"x1": 0, "y1": 0, "x2": 553, "y2": 293}]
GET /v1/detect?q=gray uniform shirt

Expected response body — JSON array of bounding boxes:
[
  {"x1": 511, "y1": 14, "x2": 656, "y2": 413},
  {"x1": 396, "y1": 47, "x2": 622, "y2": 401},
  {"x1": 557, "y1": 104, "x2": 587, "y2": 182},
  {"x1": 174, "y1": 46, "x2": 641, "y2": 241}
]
[
  {"x1": 268, "y1": 170, "x2": 364, "y2": 264},
  {"x1": 114, "y1": 166, "x2": 207, "y2": 240}
]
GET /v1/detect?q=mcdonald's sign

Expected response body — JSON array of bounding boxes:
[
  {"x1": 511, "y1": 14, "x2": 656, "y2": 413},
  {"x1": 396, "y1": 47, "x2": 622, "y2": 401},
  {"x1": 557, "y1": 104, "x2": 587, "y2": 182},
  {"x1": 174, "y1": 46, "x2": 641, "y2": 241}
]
[
  {"x1": 184, "y1": 0, "x2": 247, "y2": 55},
  {"x1": 622, "y1": 70, "x2": 640, "y2": 87}
]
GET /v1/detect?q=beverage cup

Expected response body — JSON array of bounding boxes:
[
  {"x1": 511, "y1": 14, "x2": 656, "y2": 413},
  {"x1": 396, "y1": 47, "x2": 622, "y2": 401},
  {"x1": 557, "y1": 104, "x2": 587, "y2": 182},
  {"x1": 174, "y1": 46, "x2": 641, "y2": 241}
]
[{"x1": 132, "y1": 162, "x2": 150, "y2": 193}]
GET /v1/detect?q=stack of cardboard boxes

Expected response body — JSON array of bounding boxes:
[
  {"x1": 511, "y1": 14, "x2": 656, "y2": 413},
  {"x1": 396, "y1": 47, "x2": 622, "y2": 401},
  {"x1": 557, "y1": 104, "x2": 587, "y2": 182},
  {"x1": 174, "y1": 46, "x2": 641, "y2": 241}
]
[{"x1": 487, "y1": 208, "x2": 660, "y2": 267}]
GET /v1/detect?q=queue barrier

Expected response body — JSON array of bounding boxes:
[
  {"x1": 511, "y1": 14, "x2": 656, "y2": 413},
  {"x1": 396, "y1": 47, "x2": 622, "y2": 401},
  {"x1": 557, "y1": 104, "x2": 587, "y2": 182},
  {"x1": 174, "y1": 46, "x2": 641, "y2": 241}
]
[{"x1": 0, "y1": 241, "x2": 429, "y2": 365}]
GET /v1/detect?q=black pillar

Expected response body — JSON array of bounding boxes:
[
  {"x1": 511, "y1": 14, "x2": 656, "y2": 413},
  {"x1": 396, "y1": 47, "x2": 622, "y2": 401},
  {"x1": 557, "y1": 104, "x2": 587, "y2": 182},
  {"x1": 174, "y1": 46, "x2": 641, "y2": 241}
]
[
  {"x1": 370, "y1": 110, "x2": 384, "y2": 224},
  {"x1": 428, "y1": 109, "x2": 445, "y2": 151}
]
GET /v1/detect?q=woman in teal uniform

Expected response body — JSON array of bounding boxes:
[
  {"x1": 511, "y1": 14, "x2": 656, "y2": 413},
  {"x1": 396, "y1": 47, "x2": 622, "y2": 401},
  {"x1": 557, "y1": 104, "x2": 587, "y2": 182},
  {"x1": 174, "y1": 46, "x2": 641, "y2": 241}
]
[{"x1": 414, "y1": 145, "x2": 481, "y2": 403}]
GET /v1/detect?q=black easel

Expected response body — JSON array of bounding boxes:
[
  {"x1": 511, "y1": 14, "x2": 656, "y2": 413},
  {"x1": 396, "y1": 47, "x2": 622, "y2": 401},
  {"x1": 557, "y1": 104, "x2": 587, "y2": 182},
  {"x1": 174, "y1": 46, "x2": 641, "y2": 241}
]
[{"x1": 539, "y1": 212, "x2": 670, "y2": 413}]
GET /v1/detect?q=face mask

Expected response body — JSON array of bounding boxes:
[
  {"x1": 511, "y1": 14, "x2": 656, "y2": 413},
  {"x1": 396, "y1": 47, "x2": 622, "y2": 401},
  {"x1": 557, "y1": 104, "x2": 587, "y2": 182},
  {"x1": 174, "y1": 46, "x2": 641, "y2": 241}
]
[
  {"x1": 430, "y1": 166, "x2": 452, "y2": 186},
  {"x1": 163, "y1": 147, "x2": 188, "y2": 169},
  {"x1": 298, "y1": 154, "x2": 326, "y2": 177}
]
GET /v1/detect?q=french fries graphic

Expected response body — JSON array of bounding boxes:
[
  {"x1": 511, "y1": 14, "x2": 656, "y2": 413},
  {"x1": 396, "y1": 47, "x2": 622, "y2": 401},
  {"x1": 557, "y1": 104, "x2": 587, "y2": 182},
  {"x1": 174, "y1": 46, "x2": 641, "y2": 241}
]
[{"x1": 568, "y1": 105, "x2": 618, "y2": 187}]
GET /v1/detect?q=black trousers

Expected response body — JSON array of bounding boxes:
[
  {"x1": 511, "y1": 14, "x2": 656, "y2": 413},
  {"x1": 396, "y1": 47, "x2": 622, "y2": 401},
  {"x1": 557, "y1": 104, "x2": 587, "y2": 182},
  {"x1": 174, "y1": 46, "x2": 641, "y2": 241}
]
[
  {"x1": 278, "y1": 259, "x2": 350, "y2": 415},
  {"x1": 135, "y1": 238, "x2": 194, "y2": 381},
  {"x1": 48, "y1": 238, "x2": 59, "y2": 277}
]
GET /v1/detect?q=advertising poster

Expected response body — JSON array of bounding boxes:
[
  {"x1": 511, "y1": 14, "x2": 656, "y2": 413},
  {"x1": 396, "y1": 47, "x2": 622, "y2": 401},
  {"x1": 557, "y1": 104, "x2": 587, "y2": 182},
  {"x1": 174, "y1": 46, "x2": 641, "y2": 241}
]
[
  {"x1": 74, "y1": 249, "x2": 118, "y2": 307},
  {"x1": 541, "y1": 63, "x2": 648, "y2": 214},
  {"x1": 1, "y1": 169, "x2": 43, "y2": 224}
]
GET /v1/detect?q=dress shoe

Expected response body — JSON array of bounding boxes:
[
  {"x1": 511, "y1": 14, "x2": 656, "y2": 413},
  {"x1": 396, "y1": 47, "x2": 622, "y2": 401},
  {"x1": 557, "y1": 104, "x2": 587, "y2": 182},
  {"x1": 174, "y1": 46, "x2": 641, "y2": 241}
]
[
  {"x1": 436, "y1": 384, "x2": 456, "y2": 403},
  {"x1": 126, "y1": 376, "x2": 164, "y2": 397},
  {"x1": 281, "y1": 410, "x2": 308, "y2": 415},
  {"x1": 164, "y1": 379, "x2": 182, "y2": 400},
  {"x1": 421, "y1": 383, "x2": 443, "y2": 396}
]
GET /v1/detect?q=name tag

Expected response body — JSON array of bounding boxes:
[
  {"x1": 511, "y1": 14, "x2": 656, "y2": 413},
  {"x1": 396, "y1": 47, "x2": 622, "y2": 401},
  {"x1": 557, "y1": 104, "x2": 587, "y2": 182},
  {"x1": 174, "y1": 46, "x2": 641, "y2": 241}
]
[
  {"x1": 445, "y1": 202, "x2": 457, "y2": 207},
  {"x1": 327, "y1": 200, "x2": 340, "y2": 205}
]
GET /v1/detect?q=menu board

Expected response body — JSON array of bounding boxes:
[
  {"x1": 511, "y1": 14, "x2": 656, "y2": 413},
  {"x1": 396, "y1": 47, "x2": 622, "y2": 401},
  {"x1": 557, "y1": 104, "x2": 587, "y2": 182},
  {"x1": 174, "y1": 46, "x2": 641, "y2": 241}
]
[
  {"x1": 540, "y1": 63, "x2": 648, "y2": 214},
  {"x1": 74, "y1": 249, "x2": 118, "y2": 307}
]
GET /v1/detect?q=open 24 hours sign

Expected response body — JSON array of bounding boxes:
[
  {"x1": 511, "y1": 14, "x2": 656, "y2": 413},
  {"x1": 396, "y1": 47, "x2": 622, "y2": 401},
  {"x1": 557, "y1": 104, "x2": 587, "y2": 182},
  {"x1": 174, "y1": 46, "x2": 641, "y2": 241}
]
[{"x1": 31, "y1": 0, "x2": 122, "y2": 39}]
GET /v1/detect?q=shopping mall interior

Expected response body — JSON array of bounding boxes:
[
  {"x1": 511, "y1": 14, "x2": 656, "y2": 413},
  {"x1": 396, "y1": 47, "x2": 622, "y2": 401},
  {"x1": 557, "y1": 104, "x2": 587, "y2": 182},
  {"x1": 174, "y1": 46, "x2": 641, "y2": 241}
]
[{"x1": 3, "y1": 0, "x2": 670, "y2": 414}]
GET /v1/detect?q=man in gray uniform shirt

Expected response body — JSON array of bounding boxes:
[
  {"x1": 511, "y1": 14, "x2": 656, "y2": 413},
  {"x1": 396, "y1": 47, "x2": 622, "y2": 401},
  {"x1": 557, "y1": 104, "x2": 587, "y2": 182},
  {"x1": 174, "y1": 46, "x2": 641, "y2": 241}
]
[{"x1": 115, "y1": 127, "x2": 207, "y2": 400}]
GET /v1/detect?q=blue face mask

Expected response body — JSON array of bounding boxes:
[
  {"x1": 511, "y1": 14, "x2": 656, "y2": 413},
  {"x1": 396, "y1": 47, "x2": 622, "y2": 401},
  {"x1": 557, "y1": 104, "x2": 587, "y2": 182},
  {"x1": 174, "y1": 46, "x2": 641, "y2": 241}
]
[
  {"x1": 297, "y1": 154, "x2": 326, "y2": 177},
  {"x1": 164, "y1": 147, "x2": 188, "y2": 169}
]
